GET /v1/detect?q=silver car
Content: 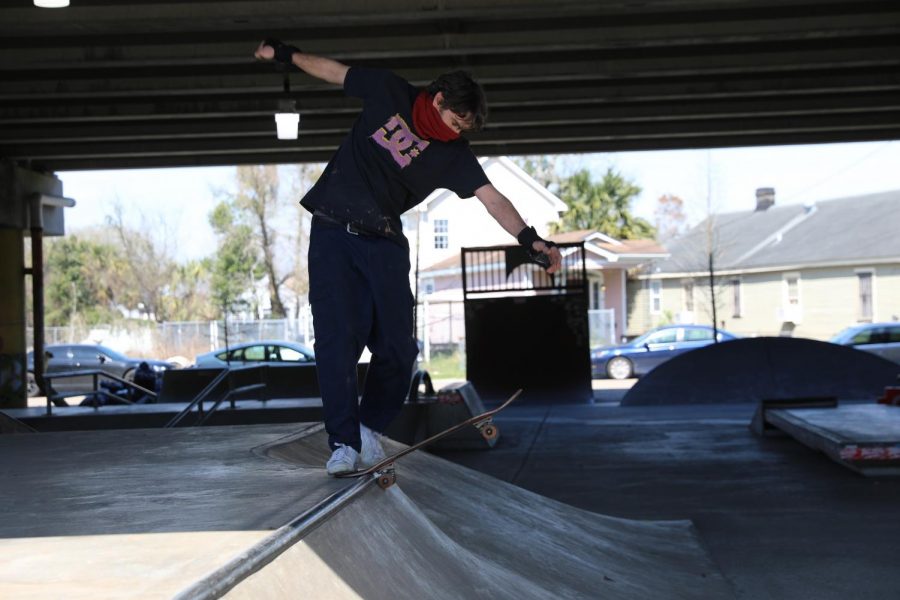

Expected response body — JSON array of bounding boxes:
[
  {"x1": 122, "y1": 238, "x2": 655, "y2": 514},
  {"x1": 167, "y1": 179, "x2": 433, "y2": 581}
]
[
  {"x1": 194, "y1": 340, "x2": 315, "y2": 368},
  {"x1": 830, "y1": 322, "x2": 900, "y2": 364}
]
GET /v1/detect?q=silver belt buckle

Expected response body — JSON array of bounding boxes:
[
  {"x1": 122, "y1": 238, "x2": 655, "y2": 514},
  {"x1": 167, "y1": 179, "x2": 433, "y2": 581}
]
[{"x1": 346, "y1": 222, "x2": 359, "y2": 236}]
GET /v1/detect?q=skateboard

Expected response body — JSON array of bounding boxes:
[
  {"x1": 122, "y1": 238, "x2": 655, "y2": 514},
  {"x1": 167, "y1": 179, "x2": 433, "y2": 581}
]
[{"x1": 335, "y1": 389, "x2": 522, "y2": 489}]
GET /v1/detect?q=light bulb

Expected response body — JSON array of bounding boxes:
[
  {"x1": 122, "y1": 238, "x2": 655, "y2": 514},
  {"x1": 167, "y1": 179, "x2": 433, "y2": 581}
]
[{"x1": 275, "y1": 112, "x2": 300, "y2": 140}]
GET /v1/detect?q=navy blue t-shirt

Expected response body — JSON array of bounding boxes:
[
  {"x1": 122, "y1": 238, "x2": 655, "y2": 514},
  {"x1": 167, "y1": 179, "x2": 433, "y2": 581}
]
[{"x1": 300, "y1": 67, "x2": 490, "y2": 247}]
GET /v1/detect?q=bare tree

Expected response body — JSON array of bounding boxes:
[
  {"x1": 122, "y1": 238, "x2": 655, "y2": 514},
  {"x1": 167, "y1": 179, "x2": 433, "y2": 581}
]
[
  {"x1": 106, "y1": 203, "x2": 177, "y2": 322},
  {"x1": 283, "y1": 163, "x2": 322, "y2": 317},
  {"x1": 237, "y1": 166, "x2": 289, "y2": 317},
  {"x1": 654, "y1": 194, "x2": 688, "y2": 243}
]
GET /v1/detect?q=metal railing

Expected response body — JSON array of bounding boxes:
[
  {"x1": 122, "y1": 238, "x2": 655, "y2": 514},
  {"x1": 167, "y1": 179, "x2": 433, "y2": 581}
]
[
  {"x1": 165, "y1": 365, "x2": 270, "y2": 428},
  {"x1": 42, "y1": 370, "x2": 157, "y2": 416},
  {"x1": 462, "y1": 242, "x2": 588, "y2": 297}
]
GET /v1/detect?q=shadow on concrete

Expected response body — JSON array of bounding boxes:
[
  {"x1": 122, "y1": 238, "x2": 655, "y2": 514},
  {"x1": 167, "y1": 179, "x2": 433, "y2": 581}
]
[{"x1": 622, "y1": 337, "x2": 899, "y2": 406}]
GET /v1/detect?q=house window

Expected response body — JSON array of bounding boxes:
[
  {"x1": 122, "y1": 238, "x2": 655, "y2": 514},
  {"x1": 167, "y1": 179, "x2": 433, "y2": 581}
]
[
  {"x1": 591, "y1": 281, "x2": 605, "y2": 309},
  {"x1": 731, "y1": 277, "x2": 742, "y2": 318},
  {"x1": 434, "y1": 219, "x2": 449, "y2": 249},
  {"x1": 650, "y1": 280, "x2": 662, "y2": 314},
  {"x1": 785, "y1": 274, "x2": 800, "y2": 306},
  {"x1": 424, "y1": 281, "x2": 435, "y2": 295},
  {"x1": 857, "y1": 271, "x2": 874, "y2": 322},
  {"x1": 682, "y1": 279, "x2": 694, "y2": 312}
]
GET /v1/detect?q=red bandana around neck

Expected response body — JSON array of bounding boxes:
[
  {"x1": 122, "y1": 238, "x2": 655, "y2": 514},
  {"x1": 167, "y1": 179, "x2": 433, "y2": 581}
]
[{"x1": 412, "y1": 90, "x2": 460, "y2": 142}]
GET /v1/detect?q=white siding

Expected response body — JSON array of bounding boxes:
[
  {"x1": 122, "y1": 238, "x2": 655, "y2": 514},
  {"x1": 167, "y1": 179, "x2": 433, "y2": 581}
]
[{"x1": 412, "y1": 158, "x2": 563, "y2": 272}]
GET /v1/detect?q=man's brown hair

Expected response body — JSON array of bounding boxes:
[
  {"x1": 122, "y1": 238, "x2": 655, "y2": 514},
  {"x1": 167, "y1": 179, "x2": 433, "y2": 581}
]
[{"x1": 426, "y1": 70, "x2": 488, "y2": 131}]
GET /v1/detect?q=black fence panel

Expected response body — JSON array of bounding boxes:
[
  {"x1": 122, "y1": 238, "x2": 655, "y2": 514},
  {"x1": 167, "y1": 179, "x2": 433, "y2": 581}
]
[{"x1": 462, "y1": 243, "x2": 592, "y2": 402}]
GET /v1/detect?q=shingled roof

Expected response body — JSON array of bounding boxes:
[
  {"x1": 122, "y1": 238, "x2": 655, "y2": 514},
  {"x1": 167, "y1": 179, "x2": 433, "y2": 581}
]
[
  {"x1": 421, "y1": 229, "x2": 667, "y2": 274},
  {"x1": 653, "y1": 190, "x2": 900, "y2": 274}
]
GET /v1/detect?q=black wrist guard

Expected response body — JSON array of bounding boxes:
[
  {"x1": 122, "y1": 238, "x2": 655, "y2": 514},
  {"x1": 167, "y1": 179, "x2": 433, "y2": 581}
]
[
  {"x1": 516, "y1": 226, "x2": 556, "y2": 269},
  {"x1": 264, "y1": 38, "x2": 301, "y2": 65},
  {"x1": 517, "y1": 225, "x2": 540, "y2": 249}
]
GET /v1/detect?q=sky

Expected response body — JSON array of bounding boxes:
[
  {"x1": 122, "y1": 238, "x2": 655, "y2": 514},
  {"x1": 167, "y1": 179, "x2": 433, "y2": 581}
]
[{"x1": 58, "y1": 140, "x2": 900, "y2": 262}]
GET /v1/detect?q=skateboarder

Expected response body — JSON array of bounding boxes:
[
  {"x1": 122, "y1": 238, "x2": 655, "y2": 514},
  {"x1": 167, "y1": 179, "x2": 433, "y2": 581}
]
[{"x1": 254, "y1": 40, "x2": 562, "y2": 475}]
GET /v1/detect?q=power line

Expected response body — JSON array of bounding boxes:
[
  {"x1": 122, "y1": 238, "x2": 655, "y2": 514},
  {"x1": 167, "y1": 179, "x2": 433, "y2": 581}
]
[{"x1": 782, "y1": 141, "x2": 895, "y2": 204}]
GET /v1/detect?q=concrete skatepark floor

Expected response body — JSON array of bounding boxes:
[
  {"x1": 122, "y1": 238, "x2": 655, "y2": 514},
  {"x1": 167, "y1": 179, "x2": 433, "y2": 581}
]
[
  {"x1": 2, "y1": 388, "x2": 898, "y2": 599},
  {"x1": 431, "y1": 394, "x2": 900, "y2": 600}
]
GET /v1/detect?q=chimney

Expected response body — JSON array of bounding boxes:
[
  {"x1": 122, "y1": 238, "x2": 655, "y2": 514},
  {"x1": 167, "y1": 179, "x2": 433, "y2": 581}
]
[{"x1": 755, "y1": 187, "x2": 775, "y2": 211}]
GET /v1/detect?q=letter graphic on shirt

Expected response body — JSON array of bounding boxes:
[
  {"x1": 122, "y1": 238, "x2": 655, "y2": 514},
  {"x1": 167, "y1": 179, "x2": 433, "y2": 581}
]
[{"x1": 370, "y1": 114, "x2": 430, "y2": 168}]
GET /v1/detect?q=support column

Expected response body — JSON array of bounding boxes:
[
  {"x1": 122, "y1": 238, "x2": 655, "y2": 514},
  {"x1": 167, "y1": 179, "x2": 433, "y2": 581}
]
[
  {"x1": 0, "y1": 227, "x2": 26, "y2": 408},
  {"x1": 30, "y1": 203, "x2": 45, "y2": 397},
  {"x1": 0, "y1": 160, "x2": 73, "y2": 408}
]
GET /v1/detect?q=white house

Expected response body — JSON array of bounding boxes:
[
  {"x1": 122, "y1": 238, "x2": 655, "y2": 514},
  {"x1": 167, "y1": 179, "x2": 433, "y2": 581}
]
[
  {"x1": 411, "y1": 156, "x2": 668, "y2": 345},
  {"x1": 402, "y1": 156, "x2": 568, "y2": 280}
]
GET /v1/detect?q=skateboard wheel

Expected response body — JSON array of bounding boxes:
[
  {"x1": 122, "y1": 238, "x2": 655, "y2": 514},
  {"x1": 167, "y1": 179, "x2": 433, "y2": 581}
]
[
  {"x1": 376, "y1": 472, "x2": 396, "y2": 489},
  {"x1": 480, "y1": 424, "x2": 498, "y2": 441}
]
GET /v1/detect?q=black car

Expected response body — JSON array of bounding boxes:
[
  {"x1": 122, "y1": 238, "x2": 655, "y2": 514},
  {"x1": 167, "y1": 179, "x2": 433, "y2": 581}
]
[{"x1": 26, "y1": 344, "x2": 177, "y2": 397}]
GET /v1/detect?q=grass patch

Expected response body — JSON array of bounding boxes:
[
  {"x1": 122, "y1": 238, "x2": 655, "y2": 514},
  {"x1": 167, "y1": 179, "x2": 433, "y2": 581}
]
[{"x1": 422, "y1": 351, "x2": 466, "y2": 380}]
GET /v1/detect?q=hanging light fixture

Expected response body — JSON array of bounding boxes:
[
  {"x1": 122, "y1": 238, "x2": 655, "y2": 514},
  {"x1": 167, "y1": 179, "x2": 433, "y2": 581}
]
[
  {"x1": 34, "y1": 0, "x2": 70, "y2": 7},
  {"x1": 275, "y1": 70, "x2": 299, "y2": 140}
]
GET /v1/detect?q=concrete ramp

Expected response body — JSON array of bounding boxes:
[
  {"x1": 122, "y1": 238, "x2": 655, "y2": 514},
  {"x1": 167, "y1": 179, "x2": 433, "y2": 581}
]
[
  {"x1": 220, "y1": 429, "x2": 733, "y2": 599},
  {"x1": 225, "y1": 484, "x2": 558, "y2": 599}
]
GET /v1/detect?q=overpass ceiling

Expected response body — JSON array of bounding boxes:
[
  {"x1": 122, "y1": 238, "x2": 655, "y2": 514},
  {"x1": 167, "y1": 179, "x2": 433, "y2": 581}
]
[{"x1": 1, "y1": 0, "x2": 900, "y2": 171}]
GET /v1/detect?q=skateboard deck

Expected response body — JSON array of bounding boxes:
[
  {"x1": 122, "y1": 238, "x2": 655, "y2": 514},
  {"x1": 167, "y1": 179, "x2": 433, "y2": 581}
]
[{"x1": 335, "y1": 389, "x2": 522, "y2": 488}]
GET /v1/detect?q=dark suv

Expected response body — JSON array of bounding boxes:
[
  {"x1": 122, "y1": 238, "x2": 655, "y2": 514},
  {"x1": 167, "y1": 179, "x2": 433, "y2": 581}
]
[{"x1": 26, "y1": 344, "x2": 176, "y2": 397}]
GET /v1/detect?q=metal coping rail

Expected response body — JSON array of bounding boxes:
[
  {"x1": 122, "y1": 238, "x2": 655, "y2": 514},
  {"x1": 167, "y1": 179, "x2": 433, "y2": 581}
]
[{"x1": 172, "y1": 476, "x2": 375, "y2": 600}]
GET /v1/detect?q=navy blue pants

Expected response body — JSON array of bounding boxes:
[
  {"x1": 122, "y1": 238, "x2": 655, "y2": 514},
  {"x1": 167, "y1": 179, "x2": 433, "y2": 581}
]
[{"x1": 308, "y1": 217, "x2": 419, "y2": 452}]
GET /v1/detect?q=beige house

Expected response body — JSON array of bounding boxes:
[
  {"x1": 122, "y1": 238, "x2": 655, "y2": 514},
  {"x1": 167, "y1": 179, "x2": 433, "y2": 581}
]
[{"x1": 628, "y1": 190, "x2": 900, "y2": 340}]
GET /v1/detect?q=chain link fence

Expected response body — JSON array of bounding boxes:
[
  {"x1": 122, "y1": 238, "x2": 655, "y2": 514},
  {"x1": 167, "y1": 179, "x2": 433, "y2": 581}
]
[
  {"x1": 28, "y1": 302, "x2": 615, "y2": 363},
  {"x1": 588, "y1": 308, "x2": 616, "y2": 347},
  {"x1": 28, "y1": 308, "x2": 315, "y2": 364}
]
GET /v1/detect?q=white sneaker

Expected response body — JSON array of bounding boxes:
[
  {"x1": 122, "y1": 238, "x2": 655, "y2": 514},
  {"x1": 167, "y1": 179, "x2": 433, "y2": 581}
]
[
  {"x1": 326, "y1": 444, "x2": 359, "y2": 475},
  {"x1": 360, "y1": 423, "x2": 386, "y2": 467}
]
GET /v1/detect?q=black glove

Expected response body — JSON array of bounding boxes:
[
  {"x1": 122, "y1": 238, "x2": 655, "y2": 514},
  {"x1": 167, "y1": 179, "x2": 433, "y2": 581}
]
[
  {"x1": 264, "y1": 38, "x2": 301, "y2": 65},
  {"x1": 517, "y1": 225, "x2": 556, "y2": 269}
]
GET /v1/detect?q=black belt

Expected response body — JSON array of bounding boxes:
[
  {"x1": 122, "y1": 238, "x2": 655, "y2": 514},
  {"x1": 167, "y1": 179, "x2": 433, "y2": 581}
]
[{"x1": 313, "y1": 211, "x2": 380, "y2": 237}]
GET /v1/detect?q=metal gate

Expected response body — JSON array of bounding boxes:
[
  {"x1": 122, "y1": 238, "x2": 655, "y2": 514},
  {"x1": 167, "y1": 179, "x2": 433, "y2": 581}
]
[{"x1": 462, "y1": 243, "x2": 592, "y2": 402}]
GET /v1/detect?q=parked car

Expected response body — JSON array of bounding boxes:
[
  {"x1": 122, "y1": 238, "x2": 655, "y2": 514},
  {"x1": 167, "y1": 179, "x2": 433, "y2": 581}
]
[
  {"x1": 194, "y1": 340, "x2": 316, "y2": 368},
  {"x1": 26, "y1": 344, "x2": 177, "y2": 397},
  {"x1": 830, "y1": 322, "x2": 900, "y2": 364},
  {"x1": 591, "y1": 325, "x2": 739, "y2": 380}
]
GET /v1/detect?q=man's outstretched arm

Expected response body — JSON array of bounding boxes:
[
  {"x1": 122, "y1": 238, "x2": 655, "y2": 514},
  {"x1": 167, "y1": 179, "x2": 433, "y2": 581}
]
[
  {"x1": 254, "y1": 40, "x2": 349, "y2": 86},
  {"x1": 475, "y1": 183, "x2": 563, "y2": 274}
]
